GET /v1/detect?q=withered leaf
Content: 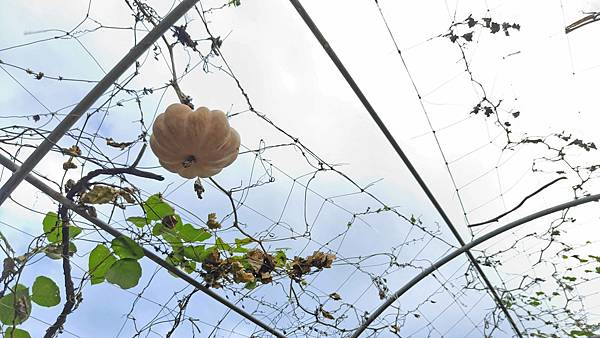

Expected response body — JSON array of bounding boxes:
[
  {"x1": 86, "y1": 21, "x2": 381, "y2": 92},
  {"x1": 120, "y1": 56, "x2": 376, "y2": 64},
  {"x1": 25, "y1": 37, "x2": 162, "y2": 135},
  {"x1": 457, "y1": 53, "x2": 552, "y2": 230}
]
[
  {"x1": 81, "y1": 185, "x2": 119, "y2": 204},
  {"x1": 106, "y1": 138, "x2": 133, "y2": 150},
  {"x1": 63, "y1": 159, "x2": 77, "y2": 170},
  {"x1": 1, "y1": 258, "x2": 16, "y2": 281},
  {"x1": 207, "y1": 213, "x2": 221, "y2": 229},
  {"x1": 66, "y1": 145, "x2": 81, "y2": 156},
  {"x1": 329, "y1": 292, "x2": 341, "y2": 301},
  {"x1": 162, "y1": 215, "x2": 177, "y2": 229},
  {"x1": 119, "y1": 190, "x2": 135, "y2": 204},
  {"x1": 306, "y1": 251, "x2": 335, "y2": 269},
  {"x1": 260, "y1": 271, "x2": 272, "y2": 283},
  {"x1": 231, "y1": 261, "x2": 255, "y2": 283},
  {"x1": 246, "y1": 249, "x2": 265, "y2": 273},
  {"x1": 320, "y1": 307, "x2": 335, "y2": 320}
]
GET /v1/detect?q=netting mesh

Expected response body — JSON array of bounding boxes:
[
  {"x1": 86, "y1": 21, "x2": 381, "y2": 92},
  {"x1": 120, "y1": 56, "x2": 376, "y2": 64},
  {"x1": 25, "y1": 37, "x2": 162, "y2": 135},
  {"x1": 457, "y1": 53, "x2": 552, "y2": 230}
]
[{"x1": 1, "y1": 0, "x2": 600, "y2": 337}]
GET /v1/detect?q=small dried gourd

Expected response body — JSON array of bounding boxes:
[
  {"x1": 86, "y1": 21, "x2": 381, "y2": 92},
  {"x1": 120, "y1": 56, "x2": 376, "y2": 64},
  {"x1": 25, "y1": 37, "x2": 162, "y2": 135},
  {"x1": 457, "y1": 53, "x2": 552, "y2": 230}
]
[{"x1": 150, "y1": 103, "x2": 240, "y2": 178}]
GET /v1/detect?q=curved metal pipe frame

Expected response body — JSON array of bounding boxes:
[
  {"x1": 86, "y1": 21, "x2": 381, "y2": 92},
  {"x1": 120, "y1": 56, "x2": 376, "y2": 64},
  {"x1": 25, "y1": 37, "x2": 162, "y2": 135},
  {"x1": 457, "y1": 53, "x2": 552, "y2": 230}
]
[{"x1": 350, "y1": 193, "x2": 600, "y2": 337}]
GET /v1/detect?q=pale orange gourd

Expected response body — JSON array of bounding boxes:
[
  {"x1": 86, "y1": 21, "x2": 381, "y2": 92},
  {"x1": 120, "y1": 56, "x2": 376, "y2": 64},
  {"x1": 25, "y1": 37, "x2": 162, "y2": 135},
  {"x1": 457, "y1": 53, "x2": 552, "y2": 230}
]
[{"x1": 150, "y1": 103, "x2": 240, "y2": 178}]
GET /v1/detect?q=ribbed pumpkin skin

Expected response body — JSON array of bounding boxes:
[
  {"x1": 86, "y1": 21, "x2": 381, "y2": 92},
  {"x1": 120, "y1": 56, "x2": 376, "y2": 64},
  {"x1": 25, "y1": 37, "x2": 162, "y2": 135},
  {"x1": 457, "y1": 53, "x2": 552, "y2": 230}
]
[{"x1": 150, "y1": 103, "x2": 240, "y2": 178}]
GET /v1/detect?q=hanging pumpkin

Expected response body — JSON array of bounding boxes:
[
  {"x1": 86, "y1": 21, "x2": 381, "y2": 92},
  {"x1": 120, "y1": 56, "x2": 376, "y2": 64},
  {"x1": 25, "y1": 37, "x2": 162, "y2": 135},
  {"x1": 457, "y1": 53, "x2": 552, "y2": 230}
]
[{"x1": 150, "y1": 103, "x2": 240, "y2": 178}]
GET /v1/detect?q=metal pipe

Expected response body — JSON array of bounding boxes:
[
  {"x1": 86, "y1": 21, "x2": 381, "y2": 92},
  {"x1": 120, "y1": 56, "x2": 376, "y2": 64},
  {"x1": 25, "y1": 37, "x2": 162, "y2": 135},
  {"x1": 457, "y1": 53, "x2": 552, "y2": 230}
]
[
  {"x1": 286, "y1": 0, "x2": 524, "y2": 335},
  {"x1": 350, "y1": 193, "x2": 600, "y2": 337},
  {"x1": 0, "y1": 0, "x2": 201, "y2": 206},
  {"x1": 0, "y1": 153, "x2": 286, "y2": 338}
]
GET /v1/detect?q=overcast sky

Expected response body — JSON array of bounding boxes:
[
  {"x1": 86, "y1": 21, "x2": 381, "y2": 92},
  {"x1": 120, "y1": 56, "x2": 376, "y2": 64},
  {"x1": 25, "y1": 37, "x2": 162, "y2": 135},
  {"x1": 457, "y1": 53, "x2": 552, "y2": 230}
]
[{"x1": 1, "y1": 0, "x2": 600, "y2": 337}]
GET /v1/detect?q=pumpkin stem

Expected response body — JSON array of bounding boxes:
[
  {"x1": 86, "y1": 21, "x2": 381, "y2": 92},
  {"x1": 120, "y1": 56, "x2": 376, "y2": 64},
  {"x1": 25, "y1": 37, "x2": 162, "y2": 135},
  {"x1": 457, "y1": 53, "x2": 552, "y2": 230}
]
[{"x1": 182, "y1": 155, "x2": 196, "y2": 168}]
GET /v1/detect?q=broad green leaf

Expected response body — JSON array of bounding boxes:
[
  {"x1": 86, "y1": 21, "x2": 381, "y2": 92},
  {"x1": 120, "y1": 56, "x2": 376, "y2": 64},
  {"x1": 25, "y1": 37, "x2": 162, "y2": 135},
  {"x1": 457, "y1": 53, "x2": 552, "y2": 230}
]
[
  {"x1": 152, "y1": 222, "x2": 166, "y2": 236},
  {"x1": 0, "y1": 284, "x2": 31, "y2": 325},
  {"x1": 31, "y1": 276, "x2": 60, "y2": 307},
  {"x1": 235, "y1": 238, "x2": 253, "y2": 247},
  {"x1": 88, "y1": 244, "x2": 118, "y2": 285},
  {"x1": 42, "y1": 211, "x2": 81, "y2": 243},
  {"x1": 3, "y1": 328, "x2": 31, "y2": 338},
  {"x1": 127, "y1": 216, "x2": 149, "y2": 228},
  {"x1": 183, "y1": 245, "x2": 208, "y2": 262},
  {"x1": 143, "y1": 194, "x2": 174, "y2": 221},
  {"x1": 215, "y1": 237, "x2": 232, "y2": 252},
  {"x1": 274, "y1": 250, "x2": 287, "y2": 268},
  {"x1": 166, "y1": 252, "x2": 182, "y2": 266},
  {"x1": 165, "y1": 253, "x2": 195, "y2": 277},
  {"x1": 111, "y1": 236, "x2": 144, "y2": 260},
  {"x1": 106, "y1": 259, "x2": 142, "y2": 289},
  {"x1": 42, "y1": 212, "x2": 60, "y2": 243},
  {"x1": 245, "y1": 281, "x2": 257, "y2": 290},
  {"x1": 165, "y1": 254, "x2": 182, "y2": 278},
  {"x1": 177, "y1": 223, "x2": 211, "y2": 243},
  {"x1": 570, "y1": 330, "x2": 594, "y2": 337},
  {"x1": 181, "y1": 260, "x2": 196, "y2": 274},
  {"x1": 232, "y1": 246, "x2": 249, "y2": 253},
  {"x1": 42, "y1": 212, "x2": 58, "y2": 232}
]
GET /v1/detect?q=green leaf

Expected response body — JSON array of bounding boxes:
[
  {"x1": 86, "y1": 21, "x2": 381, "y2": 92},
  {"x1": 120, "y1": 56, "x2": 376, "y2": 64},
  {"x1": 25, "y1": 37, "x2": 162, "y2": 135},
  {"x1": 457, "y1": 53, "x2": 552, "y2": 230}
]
[
  {"x1": 88, "y1": 244, "x2": 118, "y2": 285},
  {"x1": 176, "y1": 223, "x2": 211, "y2": 243},
  {"x1": 42, "y1": 212, "x2": 60, "y2": 243},
  {"x1": 184, "y1": 246, "x2": 219, "y2": 263},
  {"x1": 232, "y1": 246, "x2": 249, "y2": 253},
  {"x1": 235, "y1": 238, "x2": 253, "y2": 247},
  {"x1": 106, "y1": 259, "x2": 142, "y2": 289},
  {"x1": 183, "y1": 245, "x2": 209, "y2": 262},
  {"x1": 0, "y1": 284, "x2": 31, "y2": 325},
  {"x1": 274, "y1": 250, "x2": 287, "y2": 268},
  {"x1": 31, "y1": 276, "x2": 60, "y2": 307},
  {"x1": 215, "y1": 237, "x2": 232, "y2": 252},
  {"x1": 143, "y1": 194, "x2": 174, "y2": 221},
  {"x1": 111, "y1": 236, "x2": 144, "y2": 260},
  {"x1": 570, "y1": 330, "x2": 594, "y2": 337},
  {"x1": 152, "y1": 222, "x2": 166, "y2": 236},
  {"x1": 181, "y1": 260, "x2": 196, "y2": 274},
  {"x1": 42, "y1": 211, "x2": 81, "y2": 243},
  {"x1": 162, "y1": 231, "x2": 183, "y2": 249},
  {"x1": 127, "y1": 216, "x2": 149, "y2": 227},
  {"x1": 3, "y1": 328, "x2": 31, "y2": 338}
]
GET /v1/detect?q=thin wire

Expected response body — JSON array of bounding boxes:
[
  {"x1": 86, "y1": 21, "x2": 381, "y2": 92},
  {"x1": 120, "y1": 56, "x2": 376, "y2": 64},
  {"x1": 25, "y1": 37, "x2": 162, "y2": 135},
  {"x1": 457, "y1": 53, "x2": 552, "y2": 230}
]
[{"x1": 287, "y1": 1, "x2": 524, "y2": 336}]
